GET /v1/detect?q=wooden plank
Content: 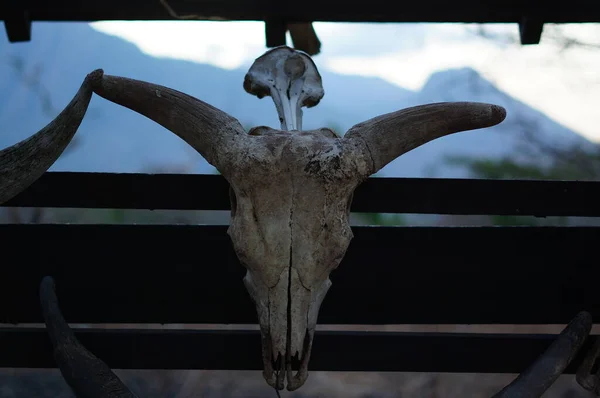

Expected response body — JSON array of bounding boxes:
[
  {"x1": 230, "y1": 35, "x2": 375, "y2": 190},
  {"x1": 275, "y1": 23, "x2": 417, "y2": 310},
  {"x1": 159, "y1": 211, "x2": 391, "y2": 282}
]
[
  {"x1": 3, "y1": 9, "x2": 31, "y2": 42},
  {"x1": 519, "y1": 17, "x2": 544, "y2": 45},
  {"x1": 0, "y1": 328, "x2": 596, "y2": 373},
  {"x1": 3, "y1": 172, "x2": 231, "y2": 212},
  {"x1": 1, "y1": 0, "x2": 599, "y2": 23},
  {"x1": 1, "y1": 224, "x2": 599, "y2": 325},
  {"x1": 4, "y1": 172, "x2": 600, "y2": 216},
  {"x1": 264, "y1": 19, "x2": 286, "y2": 47}
]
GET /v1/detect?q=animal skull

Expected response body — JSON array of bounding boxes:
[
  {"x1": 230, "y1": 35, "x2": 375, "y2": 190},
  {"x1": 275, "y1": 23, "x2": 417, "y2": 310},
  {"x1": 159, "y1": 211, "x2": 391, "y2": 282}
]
[{"x1": 0, "y1": 46, "x2": 509, "y2": 391}]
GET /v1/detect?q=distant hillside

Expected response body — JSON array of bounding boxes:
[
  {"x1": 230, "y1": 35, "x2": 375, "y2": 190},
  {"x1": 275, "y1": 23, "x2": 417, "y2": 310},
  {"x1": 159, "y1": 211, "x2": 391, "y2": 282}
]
[{"x1": 0, "y1": 22, "x2": 591, "y2": 177}]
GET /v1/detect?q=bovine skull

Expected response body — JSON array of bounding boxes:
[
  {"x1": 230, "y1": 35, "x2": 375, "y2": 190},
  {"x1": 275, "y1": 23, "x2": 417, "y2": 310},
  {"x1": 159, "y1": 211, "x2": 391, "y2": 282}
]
[{"x1": 0, "y1": 47, "x2": 509, "y2": 391}]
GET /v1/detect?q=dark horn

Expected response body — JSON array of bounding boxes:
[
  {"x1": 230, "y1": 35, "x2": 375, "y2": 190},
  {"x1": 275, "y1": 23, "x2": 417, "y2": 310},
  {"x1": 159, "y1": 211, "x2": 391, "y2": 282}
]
[
  {"x1": 492, "y1": 311, "x2": 592, "y2": 398},
  {"x1": 40, "y1": 276, "x2": 138, "y2": 398}
]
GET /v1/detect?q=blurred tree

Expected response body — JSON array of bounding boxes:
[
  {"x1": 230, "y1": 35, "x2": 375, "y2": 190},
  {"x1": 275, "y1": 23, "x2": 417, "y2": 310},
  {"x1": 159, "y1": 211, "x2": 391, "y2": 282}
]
[
  {"x1": 441, "y1": 24, "x2": 600, "y2": 225},
  {"x1": 469, "y1": 24, "x2": 600, "y2": 52},
  {"x1": 445, "y1": 131, "x2": 600, "y2": 225}
]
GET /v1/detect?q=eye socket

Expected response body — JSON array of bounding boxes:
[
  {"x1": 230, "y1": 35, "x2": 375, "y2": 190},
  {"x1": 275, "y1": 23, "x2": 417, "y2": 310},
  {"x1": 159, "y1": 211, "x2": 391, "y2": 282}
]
[
  {"x1": 229, "y1": 185, "x2": 237, "y2": 217},
  {"x1": 319, "y1": 127, "x2": 340, "y2": 138},
  {"x1": 248, "y1": 126, "x2": 270, "y2": 136}
]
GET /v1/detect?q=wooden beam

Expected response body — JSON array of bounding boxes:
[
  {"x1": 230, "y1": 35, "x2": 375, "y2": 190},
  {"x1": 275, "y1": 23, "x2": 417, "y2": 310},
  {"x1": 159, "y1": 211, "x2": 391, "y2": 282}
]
[
  {"x1": 1, "y1": 0, "x2": 599, "y2": 24},
  {"x1": 264, "y1": 19, "x2": 287, "y2": 48},
  {"x1": 3, "y1": 10, "x2": 31, "y2": 42},
  {"x1": 519, "y1": 17, "x2": 544, "y2": 44},
  {"x1": 0, "y1": 328, "x2": 597, "y2": 373},
  {"x1": 4, "y1": 172, "x2": 600, "y2": 217},
  {"x1": 1, "y1": 224, "x2": 599, "y2": 325}
]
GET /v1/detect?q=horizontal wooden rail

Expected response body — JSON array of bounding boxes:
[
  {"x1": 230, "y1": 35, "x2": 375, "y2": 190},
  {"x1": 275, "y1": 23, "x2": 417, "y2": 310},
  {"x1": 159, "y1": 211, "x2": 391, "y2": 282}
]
[
  {"x1": 1, "y1": 224, "x2": 598, "y2": 325},
  {"x1": 1, "y1": 0, "x2": 598, "y2": 23},
  {"x1": 3, "y1": 172, "x2": 600, "y2": 216},
  {"x1": 0, "y1": 328, "x2": 596, "y2": 373}
]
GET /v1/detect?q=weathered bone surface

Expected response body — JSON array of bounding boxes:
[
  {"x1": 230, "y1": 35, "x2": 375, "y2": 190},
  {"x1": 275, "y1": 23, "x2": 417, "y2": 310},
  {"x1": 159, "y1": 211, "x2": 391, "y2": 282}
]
[
  {"x1": 244, "y1": 46, "x2": 324, "y2": 131},
  {"x1": 0, "y1": 46, "x2": 510, "y2": 391},
  {"x1": 39, "y1": 277, "x2": 598, "y2": 398}
]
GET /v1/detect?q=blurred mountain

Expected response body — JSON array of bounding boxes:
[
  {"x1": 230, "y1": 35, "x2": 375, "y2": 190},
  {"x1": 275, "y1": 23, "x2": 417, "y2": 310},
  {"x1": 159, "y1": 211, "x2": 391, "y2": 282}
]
[{"x1": 0, "y1": 23, "x2": 592, "y2": 177}]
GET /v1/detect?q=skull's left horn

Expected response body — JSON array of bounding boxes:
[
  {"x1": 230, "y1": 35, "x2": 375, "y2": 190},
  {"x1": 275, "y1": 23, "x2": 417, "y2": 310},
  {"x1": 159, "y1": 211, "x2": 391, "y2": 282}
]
[{"x1": 40, "y1": 276, "x2": 138, "y2": 398}]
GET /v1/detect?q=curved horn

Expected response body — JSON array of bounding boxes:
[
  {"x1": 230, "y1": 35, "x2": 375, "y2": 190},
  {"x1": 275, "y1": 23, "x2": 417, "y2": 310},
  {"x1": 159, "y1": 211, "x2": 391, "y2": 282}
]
[
  {"x1": 343, "y1": 102, "x2": 507, "y2": 175},
  {"x1": 40, "y1": 276, "x2": 138, "y2": 398},
  {"x1": 492, "y1": 311, "x2": 592, "y2": 398},
  {"x1": 89, "y1": 69, "x2": 248, "y2": 172},
  {"x1": 576, "y1": 334, "x2": 600, "y2": 394},
  {"x1": 0, "y1": 70, "x2": 99, "y2": 204}
]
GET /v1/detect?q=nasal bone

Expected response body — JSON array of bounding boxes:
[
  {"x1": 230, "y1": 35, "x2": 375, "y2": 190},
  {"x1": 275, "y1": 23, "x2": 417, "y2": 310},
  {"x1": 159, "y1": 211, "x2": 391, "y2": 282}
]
[
  {"x1": 281, "y1": 92, "x2": 300, "y2": 131},
  {"x1": 269, "y1": 84, "x2": 300, "y2": 131},
  {"x1": 268, "y1": 267, "x2": 312, "y2": 361}
]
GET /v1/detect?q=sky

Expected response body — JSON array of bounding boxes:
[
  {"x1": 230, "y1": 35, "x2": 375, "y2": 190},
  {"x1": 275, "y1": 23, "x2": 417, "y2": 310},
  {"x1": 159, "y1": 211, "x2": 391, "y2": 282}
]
[{"x1": 91, "y1": 21, "x2": 600, "y2": 142}]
